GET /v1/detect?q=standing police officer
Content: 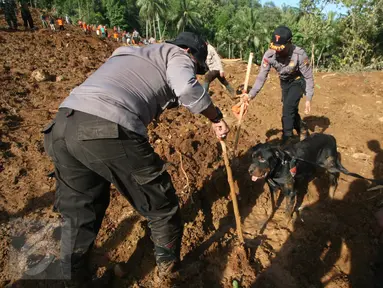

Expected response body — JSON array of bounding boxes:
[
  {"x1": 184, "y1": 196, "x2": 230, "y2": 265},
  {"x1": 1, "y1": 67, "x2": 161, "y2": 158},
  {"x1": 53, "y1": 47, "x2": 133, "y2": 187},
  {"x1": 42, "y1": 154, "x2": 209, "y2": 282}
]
[
  {"x1": 43, "y1": 32, "x2": 229, "y2": 287},
  {"x1": 233, "y1": 26, "x2": 314, "y2": 144}
]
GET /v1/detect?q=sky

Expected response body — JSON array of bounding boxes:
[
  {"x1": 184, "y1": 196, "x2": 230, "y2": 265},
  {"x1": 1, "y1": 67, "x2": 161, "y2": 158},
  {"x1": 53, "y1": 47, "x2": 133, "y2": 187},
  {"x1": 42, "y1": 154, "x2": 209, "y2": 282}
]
[{"x1": 261, "y1": 0, "x2": 348, "y2": 14}]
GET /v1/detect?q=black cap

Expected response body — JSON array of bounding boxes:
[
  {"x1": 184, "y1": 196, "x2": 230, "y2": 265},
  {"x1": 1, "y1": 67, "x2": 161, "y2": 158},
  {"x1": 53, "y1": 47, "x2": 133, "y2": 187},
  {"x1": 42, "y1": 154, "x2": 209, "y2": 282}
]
[
  {"x1": 270, "y1": 26, "x2": 292, "y2": 52},
  {"x1": 166, "y1": 32, "x2": 208, "y2": 74}
]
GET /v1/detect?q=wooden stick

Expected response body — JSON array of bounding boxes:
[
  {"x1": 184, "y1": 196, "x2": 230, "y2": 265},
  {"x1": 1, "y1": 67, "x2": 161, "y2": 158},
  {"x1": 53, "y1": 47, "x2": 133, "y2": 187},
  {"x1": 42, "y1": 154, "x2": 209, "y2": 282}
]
[
  {"x1": 243, "y1": 52, "x2": 254, "y2": 93},
  {"x1": 234, "y1": 52, "x2": 253, "y2": 154},
  {"x1": 220, "y1": 140, "x2": 244, "y2": 244}
]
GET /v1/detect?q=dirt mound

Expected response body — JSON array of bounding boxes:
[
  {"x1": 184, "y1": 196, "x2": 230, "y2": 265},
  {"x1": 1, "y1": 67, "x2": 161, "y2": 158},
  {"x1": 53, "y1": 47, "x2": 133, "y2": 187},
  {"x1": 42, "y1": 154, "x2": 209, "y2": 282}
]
[{"x1": 1, "y1": 10, "x2": 383, "y2": 288}]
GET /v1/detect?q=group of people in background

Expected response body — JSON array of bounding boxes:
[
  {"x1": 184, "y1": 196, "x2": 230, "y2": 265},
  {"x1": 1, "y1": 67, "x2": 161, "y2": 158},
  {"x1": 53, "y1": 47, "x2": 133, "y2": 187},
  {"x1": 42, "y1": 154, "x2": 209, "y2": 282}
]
[
  {"x1": 77, "y1": 21, "x2": 156, "y2": 46},
  {"x1": 1, "y1": 1, "x2": 157, "y2": 47},
  {"x1": 40, "y1": 13, "x2": 69, "y2": 31}
]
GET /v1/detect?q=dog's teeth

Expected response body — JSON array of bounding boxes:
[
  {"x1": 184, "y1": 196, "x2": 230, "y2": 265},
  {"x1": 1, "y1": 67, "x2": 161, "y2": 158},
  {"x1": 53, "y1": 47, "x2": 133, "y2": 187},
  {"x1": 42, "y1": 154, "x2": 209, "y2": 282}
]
[{"x1": 252, "y1": 176, "x2": 259, "y2": 182}]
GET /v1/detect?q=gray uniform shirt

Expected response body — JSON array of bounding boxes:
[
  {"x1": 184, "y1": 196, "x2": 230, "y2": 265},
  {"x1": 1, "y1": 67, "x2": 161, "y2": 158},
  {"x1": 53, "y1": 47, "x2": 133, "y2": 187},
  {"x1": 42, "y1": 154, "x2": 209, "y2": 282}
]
[
  {"x1": 60, "y1": 43, "x2": 211, "y2": 137},
  {"x1": 249, "y1": 45, "x2": 314, "y2": 100},
  {"x1": 206, "y1": 44, "x2": 224, "y2": 72}
]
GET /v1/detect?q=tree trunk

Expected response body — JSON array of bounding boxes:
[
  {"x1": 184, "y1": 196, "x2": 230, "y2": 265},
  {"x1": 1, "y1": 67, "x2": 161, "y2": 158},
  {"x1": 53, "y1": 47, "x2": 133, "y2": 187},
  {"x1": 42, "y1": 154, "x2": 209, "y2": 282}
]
[
  {"x1": 153, "y1": 18, "x2": 157, "y2": 40},
  {"x1": 156, "y1": 13, "x2": 161, "y2": 40},
  {"x1": 240, "y1": 48, "x2": 242, "y2": 60},
  {"x1": 311, "y1": 43, "x2": 315, "y2": 71},
  {"x1": 146, "y1": 19, "x2": 148, "y2": 39},
  {"x1": 86, "y1": 0, "x2": 90, "y2": 22},
  {"x1": 228, "y1": 43, "x2": 231, "y2": 59},
  {"x1": 316, "y1": 46, "x2": 325, "y2": 69},
  {"x1": 149, "y1": 18, "x2": 152, "y2": 37},
  {"x1": 78, "y1": 0, "x2": 81, "y2": 19},
  {"x1": 162, "y1": 21, "x2": 168, "y2": 39}
]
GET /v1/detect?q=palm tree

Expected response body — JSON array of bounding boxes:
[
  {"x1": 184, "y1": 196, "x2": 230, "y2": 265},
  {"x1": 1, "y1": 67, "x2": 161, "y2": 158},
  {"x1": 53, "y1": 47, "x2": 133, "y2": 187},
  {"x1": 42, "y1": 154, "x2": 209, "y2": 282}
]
[
  {"x1": 232, "y1": 7, "x2": 271, "y2": 60},
  {"x1": 137, "y1": 0, "x2": 168, "y2": 39},
  {"x1": 173, "y1": 0, "x2": 202, "y2": 33}
]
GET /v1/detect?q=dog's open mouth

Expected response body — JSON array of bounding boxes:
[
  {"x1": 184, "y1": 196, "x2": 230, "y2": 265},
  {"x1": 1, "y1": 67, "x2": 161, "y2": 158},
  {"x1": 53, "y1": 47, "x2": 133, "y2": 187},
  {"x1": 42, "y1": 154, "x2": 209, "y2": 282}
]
[{"x1": 251, "y1": 171, "x2": 268, "y2": 182}]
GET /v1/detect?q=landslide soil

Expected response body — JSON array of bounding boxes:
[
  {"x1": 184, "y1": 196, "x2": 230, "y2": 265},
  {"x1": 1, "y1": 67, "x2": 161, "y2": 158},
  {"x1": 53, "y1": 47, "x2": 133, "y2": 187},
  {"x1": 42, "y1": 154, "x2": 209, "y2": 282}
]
[{"x1": 1, "y1": 11, "x2": 383, "y2": 288}]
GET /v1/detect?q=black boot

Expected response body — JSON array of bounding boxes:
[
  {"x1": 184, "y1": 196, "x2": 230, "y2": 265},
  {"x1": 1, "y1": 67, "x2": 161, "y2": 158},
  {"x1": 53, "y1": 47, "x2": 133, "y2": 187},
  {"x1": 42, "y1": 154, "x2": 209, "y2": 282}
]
[
  {"x1": 154, "y1": 237, "x2": 181, "y2": 276},
  {"x1": 153, "y1": 237, "x2": 181, "y2": 286},
  {"x1": 282, "y1": 135, "x2": 294, "y2": 146}
]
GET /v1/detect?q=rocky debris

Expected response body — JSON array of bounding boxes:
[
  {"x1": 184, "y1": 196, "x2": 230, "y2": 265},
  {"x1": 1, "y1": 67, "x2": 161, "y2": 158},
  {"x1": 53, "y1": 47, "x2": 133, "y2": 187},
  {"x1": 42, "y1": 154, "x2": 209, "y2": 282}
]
[
  {"x1": 56, "y1": 75, "x2": 65, "y2": 82},
  {"x1": 352, "y1": 152, "x2": 371, "y2": 160},
  {"x1": 31, "y1": 69, "x2": 54, "y2": 82}
]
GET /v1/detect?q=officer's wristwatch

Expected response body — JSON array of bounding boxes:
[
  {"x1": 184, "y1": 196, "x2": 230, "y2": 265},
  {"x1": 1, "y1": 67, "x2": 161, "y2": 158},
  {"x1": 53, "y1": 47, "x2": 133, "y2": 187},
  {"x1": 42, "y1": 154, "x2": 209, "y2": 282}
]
[{"x1": 210, "y1": 107, "x2": 224, "y2": 123}]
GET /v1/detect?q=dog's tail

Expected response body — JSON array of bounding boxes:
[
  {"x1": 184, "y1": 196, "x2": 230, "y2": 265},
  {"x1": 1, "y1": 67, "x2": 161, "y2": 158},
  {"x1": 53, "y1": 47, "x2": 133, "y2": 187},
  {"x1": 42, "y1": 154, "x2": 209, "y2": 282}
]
[{"x1": 331, "y1": 158, "x2": 383, "y2": 185}]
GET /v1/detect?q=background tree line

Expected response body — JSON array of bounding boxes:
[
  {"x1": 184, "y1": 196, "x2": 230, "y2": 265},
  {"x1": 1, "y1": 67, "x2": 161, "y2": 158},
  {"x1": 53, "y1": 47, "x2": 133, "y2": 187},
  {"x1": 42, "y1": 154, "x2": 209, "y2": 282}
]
[{"x1": 29, "y1": 0, "x2": 383, "y2": 70}]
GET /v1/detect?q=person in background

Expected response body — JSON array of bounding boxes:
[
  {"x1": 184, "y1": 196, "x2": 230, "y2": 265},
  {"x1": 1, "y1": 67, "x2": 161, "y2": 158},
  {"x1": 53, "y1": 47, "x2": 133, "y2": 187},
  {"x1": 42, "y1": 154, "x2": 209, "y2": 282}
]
[
  {"x1": 57, "y1": 17, "x2": 64, "y2": 31},
  {"x1": 20, "y1": 2, "x2": 34, "y2": 30},
  {"x1": 132, "y1": 28, "x2": 139, "y2": 44},
  {"x1": 40, "y1": 12, "x2": 48, "y2": 28},
  {"x1": 203, "y1": 42, "x2": 235, "y2": 98},
  {"x1": 100, "y1": 25, "x2": 106, "y2": 38},
  {"x1": 3, "y1": 0, "x2": 18, "y2": 30},
  {"x1": 65, "y1": 14, "x2": 71, "y2": 25},
  {"x1": 121, "y1": 31, "x2": 126, "y2": 44},
  {"x1": 49, "y1": 16, "x2": 55, "y2": 31},
  {"x1": 233, "y1": 26, "x2": 313, "y2": 145},
  {"x1": 113, "y1": 31, "x2": 119, "y2": 42},
  {"x1": 149, "y1": 36, "x2": 156, "y2": 44},
  {"x1": 126, "y1": 31, "x2": 131, "y2": 45},
  {"x1": 82, "y1": 21, "x2": 87, "y2": 34}
]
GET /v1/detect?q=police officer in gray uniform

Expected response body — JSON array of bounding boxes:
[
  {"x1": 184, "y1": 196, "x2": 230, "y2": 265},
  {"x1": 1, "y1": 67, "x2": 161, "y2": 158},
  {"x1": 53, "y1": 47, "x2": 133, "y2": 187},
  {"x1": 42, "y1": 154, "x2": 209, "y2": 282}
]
[
  {"x1": 43, "y1": 32, "x2": 229, "y2": 287},
  {"x1": 234, "y1": 26, "x2": 314, "y2": 144}
]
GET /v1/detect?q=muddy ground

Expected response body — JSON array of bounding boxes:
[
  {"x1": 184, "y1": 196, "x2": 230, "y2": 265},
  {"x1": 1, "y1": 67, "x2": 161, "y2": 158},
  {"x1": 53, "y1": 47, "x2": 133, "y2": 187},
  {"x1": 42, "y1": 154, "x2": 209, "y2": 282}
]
[{"x1": 1, "y1": 11, "x2": 383, "y2": 288}]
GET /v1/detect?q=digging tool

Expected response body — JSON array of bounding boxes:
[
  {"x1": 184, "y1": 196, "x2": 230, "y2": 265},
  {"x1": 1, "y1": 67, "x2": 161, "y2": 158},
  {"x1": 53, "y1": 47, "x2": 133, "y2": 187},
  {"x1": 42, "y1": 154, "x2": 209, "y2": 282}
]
[
  {"x1": 220, "y1": 139, "x2": 244, "y2": 244},
  {"x1": 233, "y1": 52, "x2": 254, "y2": 155}
]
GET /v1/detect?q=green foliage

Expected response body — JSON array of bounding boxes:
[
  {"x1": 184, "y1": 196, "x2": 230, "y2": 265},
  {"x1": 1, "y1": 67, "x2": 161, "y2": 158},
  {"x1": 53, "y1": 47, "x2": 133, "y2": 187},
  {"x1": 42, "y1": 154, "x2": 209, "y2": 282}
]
[{"x1": 39, "y1": 0, "x2": 381, "y2": 70}]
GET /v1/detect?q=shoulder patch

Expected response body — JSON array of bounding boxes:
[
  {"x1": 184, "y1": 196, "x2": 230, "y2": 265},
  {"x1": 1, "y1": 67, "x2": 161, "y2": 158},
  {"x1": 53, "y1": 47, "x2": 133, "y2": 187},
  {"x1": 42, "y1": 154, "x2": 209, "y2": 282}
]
[{"x1": 303, "y1": 57, "x2": 310, "y2": 66}]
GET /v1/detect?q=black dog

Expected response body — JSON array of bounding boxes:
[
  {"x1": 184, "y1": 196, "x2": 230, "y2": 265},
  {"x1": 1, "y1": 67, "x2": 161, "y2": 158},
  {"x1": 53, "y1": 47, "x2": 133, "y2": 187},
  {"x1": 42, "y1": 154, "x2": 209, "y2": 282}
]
[{"x1": 249, "y1": 133, "x2": 380, "y2": 216}]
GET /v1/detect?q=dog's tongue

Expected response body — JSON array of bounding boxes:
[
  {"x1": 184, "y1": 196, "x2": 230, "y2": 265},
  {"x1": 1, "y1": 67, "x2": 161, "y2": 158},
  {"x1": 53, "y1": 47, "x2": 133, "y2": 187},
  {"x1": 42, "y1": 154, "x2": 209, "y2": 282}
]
[{"x1": 251, "y1": 176, "x2": 259, "y2": 182}]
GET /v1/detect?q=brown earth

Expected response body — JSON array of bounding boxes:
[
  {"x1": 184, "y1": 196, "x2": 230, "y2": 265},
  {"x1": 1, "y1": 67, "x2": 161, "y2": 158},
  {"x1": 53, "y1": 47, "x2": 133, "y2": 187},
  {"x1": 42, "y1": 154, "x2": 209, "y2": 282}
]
[{"x1": 1, "y1": 10, "x2": 383, "y2": 288}]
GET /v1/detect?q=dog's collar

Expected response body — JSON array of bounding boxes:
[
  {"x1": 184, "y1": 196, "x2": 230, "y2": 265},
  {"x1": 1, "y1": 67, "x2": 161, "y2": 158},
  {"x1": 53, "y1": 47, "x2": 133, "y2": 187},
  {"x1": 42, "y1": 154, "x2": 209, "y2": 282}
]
[{"x1": 273, "y1": 148, "x2": 297, "y2": 178}]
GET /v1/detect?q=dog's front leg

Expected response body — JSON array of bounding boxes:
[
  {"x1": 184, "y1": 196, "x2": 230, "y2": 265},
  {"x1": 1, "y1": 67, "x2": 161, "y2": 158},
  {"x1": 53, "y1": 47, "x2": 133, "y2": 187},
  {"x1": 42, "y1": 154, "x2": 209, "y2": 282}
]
[
  {"x1": 283, "y1": 179, "x2": 297, "y2": 217},
  {"x1": 267, "y1": 181, "x2": 278, "y2": 212}
]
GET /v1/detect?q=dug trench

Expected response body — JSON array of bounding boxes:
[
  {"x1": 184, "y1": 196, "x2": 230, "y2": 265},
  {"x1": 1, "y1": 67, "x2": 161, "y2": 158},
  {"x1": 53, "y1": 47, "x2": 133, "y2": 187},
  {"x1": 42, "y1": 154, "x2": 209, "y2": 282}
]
[{"x1": 1, "y1": 16, "x2": 383, "y2": 288}]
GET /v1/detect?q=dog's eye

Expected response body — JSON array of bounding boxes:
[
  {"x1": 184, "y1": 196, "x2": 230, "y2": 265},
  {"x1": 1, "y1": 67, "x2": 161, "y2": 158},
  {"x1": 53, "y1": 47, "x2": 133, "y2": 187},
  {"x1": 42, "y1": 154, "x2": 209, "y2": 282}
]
[{"x1": 258, "y1": 157, "x2": 266, "y2": 163}]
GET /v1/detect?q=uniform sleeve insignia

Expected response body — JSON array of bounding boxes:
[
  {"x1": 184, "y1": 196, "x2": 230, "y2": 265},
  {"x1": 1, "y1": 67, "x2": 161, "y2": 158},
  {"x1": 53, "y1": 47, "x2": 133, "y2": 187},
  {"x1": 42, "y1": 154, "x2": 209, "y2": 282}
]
[
  {"x1": 263, "y1": 58, "x2": 269, "y2": 68},
  {"x1": 303, "y1": 57, "x2": 310, "y2": 66}
]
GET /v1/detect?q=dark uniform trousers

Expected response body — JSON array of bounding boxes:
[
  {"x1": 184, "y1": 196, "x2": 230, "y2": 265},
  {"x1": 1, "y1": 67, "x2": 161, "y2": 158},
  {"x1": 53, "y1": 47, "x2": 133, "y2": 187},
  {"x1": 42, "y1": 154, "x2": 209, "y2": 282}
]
[
  {"x1": 281, "y1": 77, "x2": 306, "y2": 137},
  {"x1": 43, "y1": 108, "x2": 182, "y2": 282},
  {"x1": 21, "y1": 11, "x2": 34, "y2": 29}
]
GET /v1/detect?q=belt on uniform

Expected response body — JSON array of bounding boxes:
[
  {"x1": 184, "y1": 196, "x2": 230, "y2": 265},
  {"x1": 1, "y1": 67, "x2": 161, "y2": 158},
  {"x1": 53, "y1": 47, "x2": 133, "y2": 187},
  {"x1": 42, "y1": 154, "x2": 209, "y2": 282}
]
[{"x1": 281, "y1": 75, "x2": 301, "y2": 83}]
